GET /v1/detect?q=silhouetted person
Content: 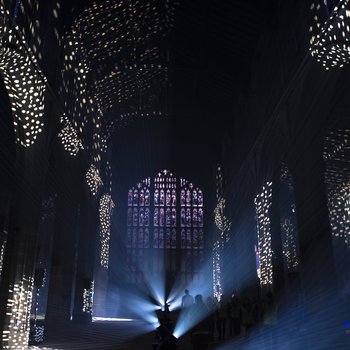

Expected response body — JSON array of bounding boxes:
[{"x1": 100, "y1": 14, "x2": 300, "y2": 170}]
[
  {"x1": 181, "y1": 289, "x2": 194, "y2": 310},
  {"x1": 206, "y1": 296, "x2": 215, "y2": 335},
  {"x1": 216, "y1": 295, "x2": 229, "y2": 339},
  {"x1": 262, "y1": 292, "x2": 278, "y2": 350},
  {"x1": 229, "y1": 293, "x2": 241, "y2": 337},
  {"x1": 190, "y1": 294, "x2": 212, "y2": 350},
  {"x1": 240, "y1": 297, "x2": 255, "y2": 338}
]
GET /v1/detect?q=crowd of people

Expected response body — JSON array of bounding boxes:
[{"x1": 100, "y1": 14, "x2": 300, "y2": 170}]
[{"x1": 181, "y1": 289, "x2": 278, "y2": 342}]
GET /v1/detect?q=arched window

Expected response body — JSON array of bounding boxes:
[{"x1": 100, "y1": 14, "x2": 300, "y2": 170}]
[{"x1": 126, "y1": 170, "x2": 205, "y2": 288}]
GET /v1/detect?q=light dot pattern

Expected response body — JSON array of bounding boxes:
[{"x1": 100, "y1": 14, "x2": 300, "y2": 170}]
[
  {"x1": 82, "y1": 281, "x2": 94, "y2": 314},
  {"x1": 86, "y1": 164, "x2": 103, "y2": 196},
  {"x1": 2, "y1": 276, "x2": 34, "y2": 349},
  {"x1": 58, "y1": 115, "x2": 84, "y2": 156},
  {"x1": 0, "y1": 7, "x2": 46, "y2": 147},
  {"x1": 99, "y1": 194, "x2": 115, "y2": 269},
  {"x1": 254, "y1": 182, "x2": 273, "y2": 288},
  {"x1": 310, "y1": 0, "x2": 350, "y2": 69}
]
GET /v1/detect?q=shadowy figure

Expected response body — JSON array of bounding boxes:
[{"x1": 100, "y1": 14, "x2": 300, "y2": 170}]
[
  {"x1": 181, "y1": 289, "x2": 194, "y2": 311},
  {"x1": 229, "y1": 292, "x2": 241, "y2": 337},
  {"x1": 240, "y1": 296, "x2": 255, "y2": 338},
  {"x1": 206, "y1": 297, "x2": 215, "y2": 335},
  {"x1": 262, "y1": 292, "x2": 278, "y2": 350},
  {"x1": 216, "y1": 294, "x2": 229, "y2": 339},
  {"x1": 190, "y1": 294, "x2": 212, "y2": 350}
]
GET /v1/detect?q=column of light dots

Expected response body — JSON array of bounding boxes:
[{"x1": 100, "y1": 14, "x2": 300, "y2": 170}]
[
  {"x1": 214, "y1": 165, "x2": 231, "y2": 240},
  {"x1": 281, "y1": 218, "x2": 299, "y2": 271},
  {"x1": 0, "y1": 6, "x2": 46, "y2": 147},
  {"x1": 327, "y1": 182, "x2": 350, "y2": 247},
  {"x1": 0, "y1": 237, "x2": 6, "y2": 277},
  {"x1": 105, "y1": 161, "x2": 112, "y2": 193},
  {"x1": 212, "y1": 164, "x2": 230, "y2": 300},
  {"x1": 99, "y1": 194, "x2": 115, "y2": 268},
  {"x1": 254, "y1": 182, "x2": 273, "y2": 287},
  {"x1": 213, "y1": 240, "x2": 223, "y2": 301},
  {"x1": 214, "y1": 198, "x2": 232, "y2": 237},
  {"x1": 86, "y1": 164, "x2": 103, "y2": 196},
  {"x1": 82, "y1": 281, "x2": 94, "y2": 314},
  {"x1": 2, "y1": 276, "x2": 34, "y2": 349},
  {"x1": 310, "y1": 0, "x2": 350, "y2": 69}
]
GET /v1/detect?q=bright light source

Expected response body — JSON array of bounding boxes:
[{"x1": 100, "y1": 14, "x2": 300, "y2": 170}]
[{"x1": 92, "y1": 317, "x2": 134, "y2": 322}]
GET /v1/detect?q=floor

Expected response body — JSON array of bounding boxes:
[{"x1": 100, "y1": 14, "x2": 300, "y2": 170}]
[{"x1": 30, "y1": 319, "x2": 350, "y2": 350}]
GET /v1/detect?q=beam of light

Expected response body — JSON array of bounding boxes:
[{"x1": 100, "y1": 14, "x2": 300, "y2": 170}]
[
  {"x1": 167, "y1": 296, "x2": 182, "y2": 312},
  {"x1": 120, "y1": 293, "x2": 160, "y2": 329},
  {"x1": 92, "y1": 317, "x2": 134, "y2": 322},
  {"x1": 172, "y1": 259, "x2": 215, "y2": 338},
  {"x1": 173, "y1": 301, "x2": 211, "y2": 339},
  {"x1": 142, "y1": 270, "x2": 166, "y2": 307}
]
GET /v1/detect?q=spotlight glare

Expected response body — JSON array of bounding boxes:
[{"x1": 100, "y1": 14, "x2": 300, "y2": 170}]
[{"x1": 92, "y1": 317, "x2": 134, "y2": 322}]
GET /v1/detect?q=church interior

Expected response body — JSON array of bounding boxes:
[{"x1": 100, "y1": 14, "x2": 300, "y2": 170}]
[{"x1": 1, "y1": 0, "x2": 350, "y2": 349}]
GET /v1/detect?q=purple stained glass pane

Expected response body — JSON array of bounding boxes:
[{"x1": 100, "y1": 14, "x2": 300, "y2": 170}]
[
  {"x1": 159, "y1": 229, "x2": 164, "y2": 248},
  {"x1": 145, "y1": 208, "x2": 150, "y2": 226},
  {"x1": 171, "y1": 229, "x2": 177, "y2": 249},
  {"x1": 198, "y1": 208, "x2": 203, "y2": 227},
  {"x1": 133, "y1": 208, "x2": 138, "y2": 226},
  {"x1": 153, "y1": 229, "x2": 158, "y2": 248},
  {"x1": 139, "y1": 189, "x2": 145, "y2": 206},
  {"x1": 171, "y1": 189, "x2": 176, "y2": 206},
  {"x1": 186, "y1": 208, "x2": 191, "y2": 227},
  {"x1": 171, "y1": 208, "x2": 176, "y2": 227},
  {"x1": 154, "y1": 208, "x2": 159, "y2": 227},
  {"x1": 198, "y1": 190, "x2": 203, "y2": 206},
  {"x1": 181, "y1": 208, "x2": 186, "y2": 227},
  {"x1": 192, "y1": 190, "x2": 198, "y2": 206},
  {"x1": 133, "y1": 189, "x2": 138, "y2": 206},
  {"x1": 145, "y1": 189, "x2": 150, "y2": 206},
  {"x1": 138, "y1": 229, "x2": 144, "y2": 248},
  {"x1": 160, "y1": 208, "x2": 165, "y2": 227},
  {"x1": 154, "y1": 189, "x2": 159, "y2": 206},
  {"x1": 166, "y1": 229, "x2": 171, "y2": 248},
  {"x1": 139, "y1": 208, "x2": 145, "y2": 226},
  {"x1": 160, "y1": 190, "x2": 165, "y2": 206},
  {"x1": 144, "y1": 229, "x2": 149, "y2": 248},
  {"x1": 181, "y1": 229, "x2": 186, "y2": 248},
  {"x1": 199, "y1": 229, "x2": 204, "y2": 249},
  {"x1": 193, "y1": 229, "x2": 198, "y2": 249},
  {"x1": 127, "y1": 208, "x2": 132, "y2": 227},
  {"x1": 128, "y1": 190, "x2": 133, "y2": 206},
  {"x1": 186, "y1": 229, "x2": 191, "y2": 249},
  {"x1": 166, "y1": 208, "x2": 171, "y2": 227},
  {"x1": 166, "y1": 190, "x2": 171, "y2": 206},
  {"x1": 186, "y1": 190, "x2": 191, "y2": 206},
  {"x1": 193, "y1": 208, "x2": 198, "y2": 227},
  {"x1": 180, "y1": 190, "x2": 185, "y2": 206}
]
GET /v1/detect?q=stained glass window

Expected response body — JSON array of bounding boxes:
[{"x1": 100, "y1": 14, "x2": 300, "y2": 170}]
[{"x1": 126, "y1": 170, "x2": 204, "y2": 287}]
